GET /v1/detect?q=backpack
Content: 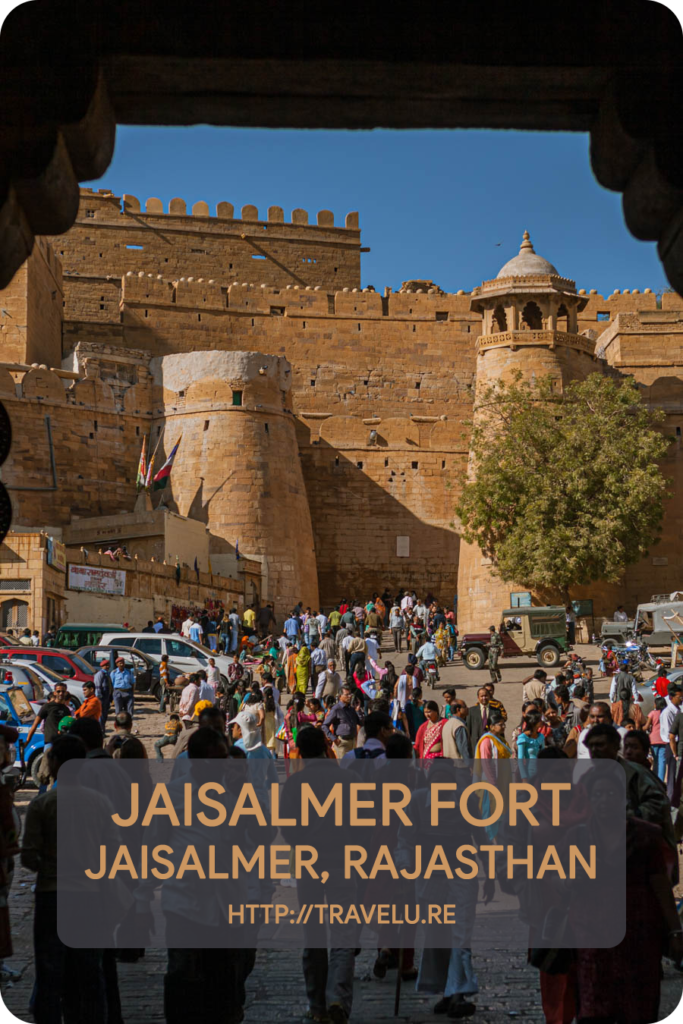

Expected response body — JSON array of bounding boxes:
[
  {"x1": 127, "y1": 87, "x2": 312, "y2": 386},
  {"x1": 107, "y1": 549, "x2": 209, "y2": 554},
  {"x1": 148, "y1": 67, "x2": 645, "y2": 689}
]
[{"x1": 353, "y1": 746, "x2": 384, "y2": 759}]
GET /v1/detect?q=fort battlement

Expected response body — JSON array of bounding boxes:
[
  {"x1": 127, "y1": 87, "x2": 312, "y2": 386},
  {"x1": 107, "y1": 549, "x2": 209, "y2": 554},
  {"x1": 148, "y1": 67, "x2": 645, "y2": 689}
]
[{"x1": 80, "y1": 187, "x2": 360, "y2": 231}]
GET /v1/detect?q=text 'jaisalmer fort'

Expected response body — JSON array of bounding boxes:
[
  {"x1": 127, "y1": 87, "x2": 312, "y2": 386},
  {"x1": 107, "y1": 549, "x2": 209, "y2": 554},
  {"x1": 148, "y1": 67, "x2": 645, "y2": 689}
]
[{"x1": 1, "y1": 187, "x2": 682, "y2": 632}]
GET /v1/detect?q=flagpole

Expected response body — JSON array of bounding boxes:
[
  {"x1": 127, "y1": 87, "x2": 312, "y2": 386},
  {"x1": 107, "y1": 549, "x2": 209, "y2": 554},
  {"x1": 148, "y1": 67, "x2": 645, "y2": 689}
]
[{"x1": 147, "y1": 428, "x2": 164, "y2": 486}]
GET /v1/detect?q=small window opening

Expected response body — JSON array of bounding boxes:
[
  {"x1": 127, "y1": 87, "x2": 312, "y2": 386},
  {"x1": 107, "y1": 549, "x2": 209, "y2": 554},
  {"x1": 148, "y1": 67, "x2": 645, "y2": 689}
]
[
  {"x1": 178, "y1": 390, "x2": 185, "y2": 398},
  {"x1": 442, "y1": 460, "x2": 446, "y2": 469},
  {"x1": 411, "y1": 461, "x2": 418, "y2": 469},
  {"x1": 363, "y1": 380, "x2": 369, "y2": 386},
  {"x1": 467, "y1": 324, "x2": 471, "y2": 333},
  {"x1": 271, "y1": 307, "x2": 285, "y2": 316},
  {"x1": 265, "y1": 423, "x2": 269, "y2": 434},
  {"x1": 136, "y1": 426, "x2": 140, "y2": 436},
  {"x1": 384, "y1": 458, "x2": 389, "y2": 467},
  {"x1": 556, "y1": 303, "x2": 569, "y2": 331},
  {"x1": 310, "y1": 380, "x2": 316, "y2": 387},
  {"x1": 251, "y1": 318, "x2": 255, "y2": 326},
  {"x1": 303, "y1": 322, "x2": 306, "y2": 329},
  {"x1": 677, "y1": 426, "x2": 682, "y2": 438},
  {"x1": 197, "y1": 313, "x2": 201, "y2": 321},
  {"x1": 335, "y1": 456, "x2": 340, "y2": 466},
  {"x1": 597, "y1": 311, "x2": 610, "y2": 322},
  {"x1": 356, "y1": 461, "x2": 363, "y2": 470},
  {"x1": 412, "y1": 325, "x2": 416, "y2": 333},
  {"x1": 436, "y1": 311, "x2": 448, "y2": 321},
  {"x1": 144, "y1": 309, "x2": 148, "y2": 317},
  {"x1": 415, "y1": 381, "x2": 421, "y2": 390},
  {"x1": 521, "y1": 301, "x2": 543, "y2": 330},
  {"x1": 492, "y1": 305, "x2": 507, "y2": 332},
  {"x1": 85, "y1": 209, "x2": 95, "y2": 218},
  {"x1": 204, "y1": 420, "x2": 209, "y2": 431},
  {"x1": 334, "y1": 267, "x2": 338, "y2": 273},
  {"x1": 94, "y1": 421, "x2": 98, "y2": 431},
  {"x1": 357, "y1": 323, "x2": 361, "y2": 331},
  {"x1": 232, "y1": 390, "x2": 243, "y2": 407},
  {"x1": 89, "y1": 432, "x2": 94, "y2": 439}
]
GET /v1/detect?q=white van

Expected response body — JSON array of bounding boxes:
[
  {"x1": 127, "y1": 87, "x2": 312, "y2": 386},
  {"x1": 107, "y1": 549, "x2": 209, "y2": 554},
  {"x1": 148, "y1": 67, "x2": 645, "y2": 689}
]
[{"x1": 99, "y1": 632, "x2": 234, "y2": 682}]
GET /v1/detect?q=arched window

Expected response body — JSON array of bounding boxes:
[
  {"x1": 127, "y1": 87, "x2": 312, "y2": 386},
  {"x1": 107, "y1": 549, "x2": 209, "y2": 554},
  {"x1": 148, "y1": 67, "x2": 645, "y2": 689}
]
[
  {"x1": 556, "y1": 303, "x2": 569, "y2": 332},
  {"x1": 492, "y1": 305, "x2": 507, "y2": 333},
  {"x1": 521, "y1": 301, "x2": 543, "y2": 330},
  {"x1": 0, "y1": 598, "x2": 28, "y2": 629}
]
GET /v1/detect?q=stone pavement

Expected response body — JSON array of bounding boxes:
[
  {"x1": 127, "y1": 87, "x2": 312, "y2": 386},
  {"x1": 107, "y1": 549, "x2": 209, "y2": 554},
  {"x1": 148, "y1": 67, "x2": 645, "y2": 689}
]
[{"x1": 2, "y1": 641, "x2": 683, "y2": 1022}]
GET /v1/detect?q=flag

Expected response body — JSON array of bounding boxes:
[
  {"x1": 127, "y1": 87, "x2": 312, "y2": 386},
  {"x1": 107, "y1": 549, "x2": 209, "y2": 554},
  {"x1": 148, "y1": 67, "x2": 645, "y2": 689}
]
[
  {"x1": 153, "y1": 437, "x2": 181, "y2": 491},
  {"x1": 136, "y1": 435, "x2": 147, "y2": 491},
  {"x1": 194, "y1": 556, "x2": 200, "y2": 579},
  {"x1": 235, "y1": 540, "x2": 240, "y2": 561}
]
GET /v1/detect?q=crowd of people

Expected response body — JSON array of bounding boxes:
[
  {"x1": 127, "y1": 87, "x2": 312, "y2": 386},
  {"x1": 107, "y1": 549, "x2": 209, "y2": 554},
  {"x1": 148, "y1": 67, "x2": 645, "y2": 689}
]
[{"x1": 1, "y1": 590, "x2": 682, "y2": 1024}]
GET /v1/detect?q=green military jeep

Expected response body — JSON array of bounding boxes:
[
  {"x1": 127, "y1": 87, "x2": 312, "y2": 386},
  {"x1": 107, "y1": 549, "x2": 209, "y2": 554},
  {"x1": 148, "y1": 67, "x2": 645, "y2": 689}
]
[{"x1": 460, "y1": 606, "x2": 571, "y2": 670}]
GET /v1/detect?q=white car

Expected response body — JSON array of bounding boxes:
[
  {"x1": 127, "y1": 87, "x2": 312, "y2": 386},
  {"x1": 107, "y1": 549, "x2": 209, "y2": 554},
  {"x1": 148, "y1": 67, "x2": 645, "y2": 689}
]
[{"x1": 99, "y1": 632, "x2": 232, "y2": 682}]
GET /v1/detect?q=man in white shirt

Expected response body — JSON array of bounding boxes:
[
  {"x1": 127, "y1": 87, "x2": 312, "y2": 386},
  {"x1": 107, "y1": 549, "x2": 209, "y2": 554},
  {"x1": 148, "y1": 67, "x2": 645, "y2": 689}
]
[
  {"x1": 364, "y1": 633, "x2": 381, "y2": 676},
  {"x1": 416, "y1": 638, "x2": 439, "y2": 677},
  {"x1": 181, "y1": 615, "x2": 193, "y2": 638},
  {"x1": 206, "y1": 658, "x2": 221, "y2": 687},
  {"x1": 414, "y1": 600, "x2": 427, "y2": 625},
  {"x1": 400, "y1": 593, "x2": 414, "y2": 614},
  {"x1": 613, "y1": 606, "x2": 629, "y2": 622},
  {"x1": 389, "y1": 604, "x2": 403, "y2": 652}
]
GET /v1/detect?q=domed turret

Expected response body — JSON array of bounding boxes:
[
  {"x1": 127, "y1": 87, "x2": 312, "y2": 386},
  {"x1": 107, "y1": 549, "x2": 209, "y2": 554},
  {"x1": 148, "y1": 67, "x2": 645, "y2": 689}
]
[{"x1": 496, "y1": 230, "x2": 559, "y2": 278}]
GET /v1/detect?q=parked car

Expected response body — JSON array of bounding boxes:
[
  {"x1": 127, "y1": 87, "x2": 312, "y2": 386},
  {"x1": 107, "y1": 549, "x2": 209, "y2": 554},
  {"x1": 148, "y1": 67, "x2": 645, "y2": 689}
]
[
  {"x1": 0, "y1": 661, "x2": 47, "y2": 704},
  {"x1": 99, "y1": 632, "x2": 230, "y2": 682},
  {"x1": 0, "y1": 687, "x2": 44, "y2": 786},
  {"x1": 12, "y1": 659, "x2": 86, "y2": 705},
  {"x1": 76, "y1": 645, "x2": 186, "y2": 700},
  {"x1": 54, "y1": 623, "x2": 129, "y2": 651},
  {"x1": 460, "y1": 606, "x2": 571, "y2": 670},
  {"x1": 3, "y1": 646, "x2": 95, "y2": 683}
]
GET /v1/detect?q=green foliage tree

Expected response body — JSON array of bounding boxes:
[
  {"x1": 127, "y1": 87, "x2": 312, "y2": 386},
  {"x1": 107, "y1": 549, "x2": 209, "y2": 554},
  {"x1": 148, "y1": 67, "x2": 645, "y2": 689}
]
[{"x1": 455, "y1": 372, "x2": 671, "y2": 600}]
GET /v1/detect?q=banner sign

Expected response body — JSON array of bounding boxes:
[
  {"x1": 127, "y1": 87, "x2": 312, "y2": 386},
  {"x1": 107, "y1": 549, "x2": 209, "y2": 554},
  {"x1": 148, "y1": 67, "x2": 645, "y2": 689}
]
[{"x1": 68, "y1": 564, "x2": 126, "y2": 596}]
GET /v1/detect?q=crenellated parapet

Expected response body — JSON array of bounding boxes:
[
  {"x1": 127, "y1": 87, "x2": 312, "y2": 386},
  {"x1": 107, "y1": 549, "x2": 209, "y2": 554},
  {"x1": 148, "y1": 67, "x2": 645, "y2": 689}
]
[{"x1": 80, "y1": 187, "x2": 360, "y2": 232}]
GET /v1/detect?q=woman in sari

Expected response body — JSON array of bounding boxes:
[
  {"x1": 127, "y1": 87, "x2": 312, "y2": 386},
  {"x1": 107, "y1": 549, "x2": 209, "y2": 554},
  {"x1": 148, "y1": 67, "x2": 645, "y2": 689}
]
[
  {"x1": 434, "y1": 624, "x2": 449, "y2": 666},
  {"x1": 474, "y1": 711, "x2": 513, "y2": 837},
  {"x1": 285, "y1": 643, "x2": 298, "y2": 693},
  {"x1": 413, "y1": 701, "x2": 447, "y2": 759},
  {"x1": 283, "y1": 693, "x2": 317, "y2": 760},
  {"x1": 294, "y1": 644, "x2": 311, "y2": 694}
]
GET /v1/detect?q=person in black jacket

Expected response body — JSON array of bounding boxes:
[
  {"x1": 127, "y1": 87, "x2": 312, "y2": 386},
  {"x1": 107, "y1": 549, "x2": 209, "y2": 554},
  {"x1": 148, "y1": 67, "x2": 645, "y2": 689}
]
[{"x1": 465, "y1": 686, "x2": 492, "y2": 748}]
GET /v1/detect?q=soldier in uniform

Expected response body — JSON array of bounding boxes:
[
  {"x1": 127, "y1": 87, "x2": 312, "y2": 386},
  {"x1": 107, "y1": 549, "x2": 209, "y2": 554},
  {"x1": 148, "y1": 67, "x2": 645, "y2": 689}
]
[{"x1": 488, "y1": 625, "x2": 503, "y2": 684}]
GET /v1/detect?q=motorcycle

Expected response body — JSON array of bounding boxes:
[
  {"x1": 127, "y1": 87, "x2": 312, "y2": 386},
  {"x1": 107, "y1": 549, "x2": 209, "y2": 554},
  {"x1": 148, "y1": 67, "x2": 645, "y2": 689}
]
[
  {"x1": 426, "y1": 660, "x2": 439, "y2": 685},
  {"x1": 601, "y1": 640, "x2": 656, "y2": 681}
]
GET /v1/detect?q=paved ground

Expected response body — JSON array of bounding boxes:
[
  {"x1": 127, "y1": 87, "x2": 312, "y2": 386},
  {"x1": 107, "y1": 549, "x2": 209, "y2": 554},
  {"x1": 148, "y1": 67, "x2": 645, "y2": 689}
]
[{"x1": 2, "y1": 641, "x2": 682, "y2": 1022}]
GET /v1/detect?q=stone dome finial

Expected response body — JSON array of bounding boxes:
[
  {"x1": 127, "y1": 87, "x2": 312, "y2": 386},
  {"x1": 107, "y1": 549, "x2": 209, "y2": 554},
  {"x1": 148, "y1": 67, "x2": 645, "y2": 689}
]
[{"x1": 495, "y1": 230, "x2": 559, "y2": 279}]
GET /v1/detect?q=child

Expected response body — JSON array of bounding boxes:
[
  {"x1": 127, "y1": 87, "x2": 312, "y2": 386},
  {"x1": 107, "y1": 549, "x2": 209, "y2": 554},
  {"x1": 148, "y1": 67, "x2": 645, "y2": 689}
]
[{"x1": 154, "y1": 713, "x2": 182, "y2": 761}]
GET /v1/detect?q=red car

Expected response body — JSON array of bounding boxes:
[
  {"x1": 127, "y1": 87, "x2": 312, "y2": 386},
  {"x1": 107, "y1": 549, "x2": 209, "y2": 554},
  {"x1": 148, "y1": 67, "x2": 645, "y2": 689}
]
[{"x1": 2, "y1": 646, "x2": 95, "y2": 682}]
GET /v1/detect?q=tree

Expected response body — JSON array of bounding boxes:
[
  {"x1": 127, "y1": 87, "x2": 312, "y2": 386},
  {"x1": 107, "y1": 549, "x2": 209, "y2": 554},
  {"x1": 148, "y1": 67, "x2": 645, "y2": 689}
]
[{"x1": 455, "y1": 372, "x2": 671, "y2": 601}]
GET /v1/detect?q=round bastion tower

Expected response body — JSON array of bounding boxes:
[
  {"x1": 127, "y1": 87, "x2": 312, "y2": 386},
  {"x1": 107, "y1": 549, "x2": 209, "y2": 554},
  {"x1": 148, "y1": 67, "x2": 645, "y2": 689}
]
[
  {"x1": 456, "y1": 232, "x2": 598, "y2": 633},
  {"x1": 150, "y1": 350, "x2": 319, "y2": 615}
]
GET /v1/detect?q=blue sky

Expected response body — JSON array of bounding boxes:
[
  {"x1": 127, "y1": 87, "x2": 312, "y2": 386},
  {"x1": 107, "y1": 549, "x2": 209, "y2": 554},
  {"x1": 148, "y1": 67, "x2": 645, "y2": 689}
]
[{"x1": 86, "y1": 126, "x2": 668, "y2": 297}]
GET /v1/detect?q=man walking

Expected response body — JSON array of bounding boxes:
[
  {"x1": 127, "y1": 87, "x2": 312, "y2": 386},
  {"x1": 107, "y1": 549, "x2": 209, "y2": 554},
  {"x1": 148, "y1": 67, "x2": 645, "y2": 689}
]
[
  {"x1": 111, "y1": 657, "x2": 135, "y2": 723},
  {"x1": 323, "y1": 685, "x2": 361, "y2": 758},
  {"x1": 487, "y1": 625, "x2": 503, "y2": 683},
  {"x1": 442, "y1": 700, "x2": 472, "y2": 759},
  {"x1": 94, "y1": 658, "x2": 112, "y2": 732}
]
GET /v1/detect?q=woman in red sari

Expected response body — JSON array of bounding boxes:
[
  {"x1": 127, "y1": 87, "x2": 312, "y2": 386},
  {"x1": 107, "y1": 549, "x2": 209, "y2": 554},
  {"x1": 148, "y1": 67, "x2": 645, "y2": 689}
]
[
  {"x1": 414, "y1": 701, "x2": 446, "y2": 758},
  {"x1": 568, "y1": 770, "x2": 682, "y2": 1023}
]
